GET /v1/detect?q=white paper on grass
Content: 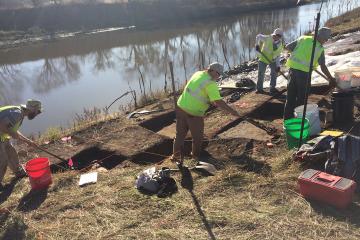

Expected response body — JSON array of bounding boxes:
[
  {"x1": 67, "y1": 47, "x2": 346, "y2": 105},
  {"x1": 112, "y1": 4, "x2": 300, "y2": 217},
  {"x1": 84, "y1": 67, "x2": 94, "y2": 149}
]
[{"x1": 79, "y1": 172, "x2": 98, "y2": 186}]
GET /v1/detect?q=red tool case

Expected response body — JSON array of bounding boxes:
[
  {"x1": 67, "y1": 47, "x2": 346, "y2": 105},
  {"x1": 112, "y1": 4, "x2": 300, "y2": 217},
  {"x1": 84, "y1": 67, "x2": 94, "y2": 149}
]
[{"x1": 298, "y1": 169, "x2": 357, "y2": 208}]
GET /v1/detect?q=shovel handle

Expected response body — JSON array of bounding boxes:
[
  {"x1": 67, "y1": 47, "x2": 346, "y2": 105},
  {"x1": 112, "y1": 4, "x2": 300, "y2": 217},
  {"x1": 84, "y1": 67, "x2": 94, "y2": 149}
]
[
  {"x1": 257, "y1": 50, "x2": 288, "y2": 80},
  {"x1": 35, "y1": 145, "x2": 68, "y2": 163}
]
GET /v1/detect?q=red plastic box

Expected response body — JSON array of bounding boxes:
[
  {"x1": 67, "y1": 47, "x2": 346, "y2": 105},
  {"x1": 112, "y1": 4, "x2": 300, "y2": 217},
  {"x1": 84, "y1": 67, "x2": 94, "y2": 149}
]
[{"x1": 298, "y1": 169, "x2": 357, "y2": 208}]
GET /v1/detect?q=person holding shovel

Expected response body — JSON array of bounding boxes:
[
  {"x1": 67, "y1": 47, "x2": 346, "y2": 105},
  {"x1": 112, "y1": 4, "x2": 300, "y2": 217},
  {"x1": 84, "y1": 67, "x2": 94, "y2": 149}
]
[
  {"x1": 255, "y1": 28, "x2": 285, "y2": 94},
  {"x1": 283, "y1": 27, "x2": 337, "y2": 120},
  {"x1": 0, "y1": 99, "x2": 42, "y2": 191},
  {"x1": 172, "y1": 62, "x2": 240, "y2": 164}
]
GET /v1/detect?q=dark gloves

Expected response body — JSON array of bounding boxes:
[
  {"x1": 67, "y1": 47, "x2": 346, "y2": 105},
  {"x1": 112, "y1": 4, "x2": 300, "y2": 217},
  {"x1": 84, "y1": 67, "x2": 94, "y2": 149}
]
[
  {"x1": 329, "y1": 77, "x2": 337, "y2": 88},
  {"x1": 255, "y1": 45, "x2": 260, "y2": 52},
  {"x1": 276, "y1": 67, "x2": 281, "y2": 73}
]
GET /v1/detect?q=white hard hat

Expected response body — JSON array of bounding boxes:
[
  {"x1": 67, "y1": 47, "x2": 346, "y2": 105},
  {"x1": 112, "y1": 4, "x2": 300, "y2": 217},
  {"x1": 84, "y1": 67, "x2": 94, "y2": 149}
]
[
  {"x1": 208, "y1": 62, "x2": 224, "y2": 75},
  {"x1": 272, "y1": 28, "x2": 283, "y2": 37}
]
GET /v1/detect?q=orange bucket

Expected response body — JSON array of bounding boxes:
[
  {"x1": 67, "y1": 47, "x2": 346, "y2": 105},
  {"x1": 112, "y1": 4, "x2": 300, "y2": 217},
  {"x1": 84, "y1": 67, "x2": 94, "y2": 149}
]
[{"x1": 25, "y1": 157, "x2": 52, "y2": 190}]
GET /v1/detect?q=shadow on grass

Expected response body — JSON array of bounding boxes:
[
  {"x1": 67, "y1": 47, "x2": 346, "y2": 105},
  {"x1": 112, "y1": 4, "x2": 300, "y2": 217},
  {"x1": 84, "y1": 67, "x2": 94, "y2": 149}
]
[
  {"x1": 1, "y1": 215, "x2": 27, "y2": 240},
  {"x1": 17, "y1": 189, "x2": 48, "y2": 212},
  {"x1": 0, "y1": 178, "x2": 20, "y2": 205},
  {"x1": 230, "y1": 154, "x2": 272, "y2": 176},
  {"x1": 179, "y1": 166, "x2": 217, "y2": 240},
  {"x1": 308, "y1": 199, "x2": 360, "y2": 227}
]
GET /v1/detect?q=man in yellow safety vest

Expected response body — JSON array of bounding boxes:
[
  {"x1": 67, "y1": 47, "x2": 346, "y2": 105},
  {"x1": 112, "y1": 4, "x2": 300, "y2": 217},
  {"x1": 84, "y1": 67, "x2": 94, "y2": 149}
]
[
  {"x1": 172, "y1": 62, "x2": 240, "y2": 163},
  {"x1": 283, "y1": 27, "x2": 337, "y2": 120},
  {"x1": 0, "y1": 99, "x2": 42, "y2": 190},
  {"x1": 255, "y1": 28, "x2": 285, "y2": 94}
]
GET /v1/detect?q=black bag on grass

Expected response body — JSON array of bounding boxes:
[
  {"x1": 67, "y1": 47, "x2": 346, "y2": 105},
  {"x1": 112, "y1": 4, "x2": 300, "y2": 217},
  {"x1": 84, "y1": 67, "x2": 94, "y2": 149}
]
[
  {"x1": 135, "y1": 167, "x2": 177, "y2": 197},
  {"x1": 325, "y1": 135, "x2": 360, "y2": 183}
]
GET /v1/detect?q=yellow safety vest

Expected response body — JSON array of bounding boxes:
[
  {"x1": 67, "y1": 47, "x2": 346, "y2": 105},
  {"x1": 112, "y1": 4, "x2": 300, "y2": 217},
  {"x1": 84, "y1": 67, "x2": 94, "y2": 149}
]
[
  {"x1": 0, "y1": 106, "x2": 22, "y2": 142},
  {"x1": 286, "y1": 36, "x2": 324, "y2": 73},
  {"x1": 258, "y1": 36, "x2": 284, "y2": 64},
  {"x1": 177, "y1": 71, "x2": 217, "y2": 117}
]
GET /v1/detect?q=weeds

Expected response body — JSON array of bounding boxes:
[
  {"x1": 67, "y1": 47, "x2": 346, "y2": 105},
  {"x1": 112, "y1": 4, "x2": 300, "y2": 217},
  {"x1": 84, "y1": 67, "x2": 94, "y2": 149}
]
[{"x1": 325, "y1": 6, "x2": 360, "y2": 35}]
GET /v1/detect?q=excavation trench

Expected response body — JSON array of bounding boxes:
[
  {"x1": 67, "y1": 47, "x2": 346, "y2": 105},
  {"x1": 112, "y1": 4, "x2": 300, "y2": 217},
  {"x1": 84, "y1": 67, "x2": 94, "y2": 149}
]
[
  {"x1": 139, "y1": 110, "x2": 176, "y2": 132},
  {"x1": 50, "y1": 146, "x2": 127, "y2": 172}
]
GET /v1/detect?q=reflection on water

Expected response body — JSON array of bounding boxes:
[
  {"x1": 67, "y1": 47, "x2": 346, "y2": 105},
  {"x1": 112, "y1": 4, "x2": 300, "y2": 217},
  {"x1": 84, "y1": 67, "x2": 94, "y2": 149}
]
[{"x1": 0, "y1": 0, "x2": 358, "y2": 135}]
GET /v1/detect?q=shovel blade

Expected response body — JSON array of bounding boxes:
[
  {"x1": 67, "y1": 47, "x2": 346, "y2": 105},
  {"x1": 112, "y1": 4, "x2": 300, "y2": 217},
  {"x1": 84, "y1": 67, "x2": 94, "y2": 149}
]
[{"x1": 195, "y1": 162, "x2": 217, "y2": 175}]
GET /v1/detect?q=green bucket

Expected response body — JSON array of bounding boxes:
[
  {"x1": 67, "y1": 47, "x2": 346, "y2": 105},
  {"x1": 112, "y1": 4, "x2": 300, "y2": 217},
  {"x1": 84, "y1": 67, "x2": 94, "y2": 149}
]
[{"x1": 284, "y1": 118, "x2": 310, "y2": 149}]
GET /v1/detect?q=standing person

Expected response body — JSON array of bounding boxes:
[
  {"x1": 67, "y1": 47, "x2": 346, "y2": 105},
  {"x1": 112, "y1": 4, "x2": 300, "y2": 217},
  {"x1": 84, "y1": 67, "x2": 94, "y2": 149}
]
[
  {"x1": 0, "y1": 99, "x2": 42, "y2": 190},
  {"x1": 255, "y1": 28, "x2": 285, "y2": 94},
  {"x1": 172, "y1": 63, "x2": 240, "y2": 163},
  {"x1": 283, "y1": 27, "x2": 337, "y2": 120}
]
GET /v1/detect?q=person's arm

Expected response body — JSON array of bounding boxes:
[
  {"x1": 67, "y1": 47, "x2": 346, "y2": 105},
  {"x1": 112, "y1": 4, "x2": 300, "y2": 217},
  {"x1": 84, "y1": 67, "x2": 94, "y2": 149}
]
[
  {"x1": 275, "y1": 56, "x2": 281, "y2": 68},
  {"x1": 320, "y1": 64, "x2": 336, "y2": 87},
  {"x1": 15, "y1": 131, "x2": 39, "y2": 148},
  {"x1": 0, "y1": 119, "x2": 38, "y2": 148},
  {"x1": 206, "y1": 82, "x2": 240, "y2": 117},
  {"x1": 255, "y1": 34, "x2": 267, "y2": 51},
  {"x1": 318, "y1": 52, "x2": 336, "y2": 87},
  {"x1": 212, "y1": 100, "x2": 240, "y2": 117},
  {"x1": 255, "y1": 34, "x2": 267, "y2": 46},
  {"x1": 285, "y1": 39, "x2": 298, "y2": 52}
]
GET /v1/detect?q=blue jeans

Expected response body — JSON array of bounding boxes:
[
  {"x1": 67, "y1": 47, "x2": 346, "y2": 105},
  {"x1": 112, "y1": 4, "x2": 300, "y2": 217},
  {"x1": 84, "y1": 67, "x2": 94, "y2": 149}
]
[{"x1": 257, "y1": 60, "x2": 277, "y2": 91}]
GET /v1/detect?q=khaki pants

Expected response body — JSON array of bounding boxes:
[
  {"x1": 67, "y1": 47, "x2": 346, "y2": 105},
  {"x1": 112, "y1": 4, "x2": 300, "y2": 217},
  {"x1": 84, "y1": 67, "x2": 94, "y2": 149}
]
[
  {"x1": 0, "y1": 141, "x2": 21, "y2": 184},
  {"x1": 173, "y1": 107, "x2": 204, "y2": 159}
]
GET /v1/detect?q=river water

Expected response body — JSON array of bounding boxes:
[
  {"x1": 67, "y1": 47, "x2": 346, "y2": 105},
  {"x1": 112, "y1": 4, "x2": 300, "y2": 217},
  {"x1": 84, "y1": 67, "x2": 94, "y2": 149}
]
[{"x1": 0, "y1": 0, "x2": 359, "y2": 136}]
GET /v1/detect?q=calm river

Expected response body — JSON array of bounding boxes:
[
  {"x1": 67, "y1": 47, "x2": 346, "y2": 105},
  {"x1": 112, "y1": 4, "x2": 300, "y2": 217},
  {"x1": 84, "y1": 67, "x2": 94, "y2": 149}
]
[{"x1": 0, "y1": 0, "x2": 358, "y2": 135}]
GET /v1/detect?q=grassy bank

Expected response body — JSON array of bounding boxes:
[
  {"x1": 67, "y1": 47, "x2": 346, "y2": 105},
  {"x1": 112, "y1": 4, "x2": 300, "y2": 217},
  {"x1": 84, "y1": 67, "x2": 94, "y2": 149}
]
[
  {"x1": 326, "y1": 6, "x2": 360, "y2": 36},
  {"x1": 2, "y1": 142, "x2": 360, "y2": 239}
]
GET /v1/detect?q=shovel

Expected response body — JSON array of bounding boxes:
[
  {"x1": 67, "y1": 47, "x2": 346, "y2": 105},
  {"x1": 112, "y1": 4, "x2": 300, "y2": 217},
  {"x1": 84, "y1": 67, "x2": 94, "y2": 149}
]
[
  {"x1": 170, "y1": 146, "x2": 216, "y2": 176},
  {"x1": 257, "y1": 49, "x2": 288, "y2": 80},
  {"x1": 170, "y1": 161, "x2": 217, "y2": 176},
  {"x1": 34, "y1": 145, "x2": 73, "y2": 168}
]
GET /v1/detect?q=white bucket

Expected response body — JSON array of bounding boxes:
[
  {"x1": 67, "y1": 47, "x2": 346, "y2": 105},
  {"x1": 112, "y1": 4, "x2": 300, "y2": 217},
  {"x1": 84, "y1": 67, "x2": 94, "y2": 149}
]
[
  {"x1": 294, "y1": 104, "x2": 321, "y2": 136},
  {"x1": 334, "y1": 69, "x2": 352, "y2": 89}
]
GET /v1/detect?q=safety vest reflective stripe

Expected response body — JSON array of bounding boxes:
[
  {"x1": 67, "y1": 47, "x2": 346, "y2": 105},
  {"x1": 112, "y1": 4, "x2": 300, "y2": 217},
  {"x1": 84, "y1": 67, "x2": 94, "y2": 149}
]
[
  {"x1": 259, "y1": 36, "x2": 284, "y2": 64},
  {"x1": 185, "y1": 78, "x2": 212, "y2": 104},
  {"x1": 263, "y1": 46, "x2": 271, "y2": 54},
  {"x1": 0, "y1": 106, "x2": 22, "y2": 142},
  {"x1": 186, "y1": 88, "x2": 209, "y2": 104},
  {"x1": 286, "y1": 35, "x2": 324, "y2": 73},
  {"x1": 288, "y1": 47, "x2": 322, "y2": 68}
]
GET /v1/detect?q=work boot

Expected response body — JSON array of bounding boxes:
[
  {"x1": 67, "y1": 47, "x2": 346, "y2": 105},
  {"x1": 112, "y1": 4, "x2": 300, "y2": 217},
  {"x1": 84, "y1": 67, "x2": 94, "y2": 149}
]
[
  {"x1": 14, "y1": 165, "x2": 27, "y2": 179},
  {"x1": 269, "y1": 88, "x2": 280, "y2": 95},
  {"x1": 255, "y1": 89, "x2": 266, "y2": 94},
  {"x1": 170, "y1": 155, "x2": 183, "y2": 166}
]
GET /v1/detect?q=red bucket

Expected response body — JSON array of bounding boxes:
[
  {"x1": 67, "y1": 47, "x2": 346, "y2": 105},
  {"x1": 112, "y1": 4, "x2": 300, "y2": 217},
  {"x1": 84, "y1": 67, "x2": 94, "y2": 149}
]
[{"x1": 25, "y1": 157, "x2": 52, "y2": 190}]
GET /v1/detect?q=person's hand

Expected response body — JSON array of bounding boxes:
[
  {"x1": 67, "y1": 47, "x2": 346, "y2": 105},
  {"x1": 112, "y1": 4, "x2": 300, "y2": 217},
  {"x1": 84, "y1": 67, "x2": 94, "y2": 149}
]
[
  {"x1": 276, "y1": 67, "x2": 281, "y2": 73},
  {"x1": 255, "y1": 45, "x2": 260, "y2": 52},
  {"x1": 329, "y1": 77, "x2": 337, "y2": 88}
]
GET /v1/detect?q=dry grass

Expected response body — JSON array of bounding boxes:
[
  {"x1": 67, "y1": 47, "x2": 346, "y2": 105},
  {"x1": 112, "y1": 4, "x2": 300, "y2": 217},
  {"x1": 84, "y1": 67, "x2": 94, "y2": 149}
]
[
  {"x1": 326, "y1": 7, "x2": 360, "y2": 36},
  {"x1": 1, "y1": 141, "x2": 360, "y2": 240}
]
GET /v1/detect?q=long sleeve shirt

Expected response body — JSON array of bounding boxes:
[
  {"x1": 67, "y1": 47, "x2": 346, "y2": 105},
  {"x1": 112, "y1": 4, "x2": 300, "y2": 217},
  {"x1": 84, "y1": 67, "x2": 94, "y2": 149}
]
[{"x1": 256, "y1": 34, "x2": 282, "y2": 67}]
